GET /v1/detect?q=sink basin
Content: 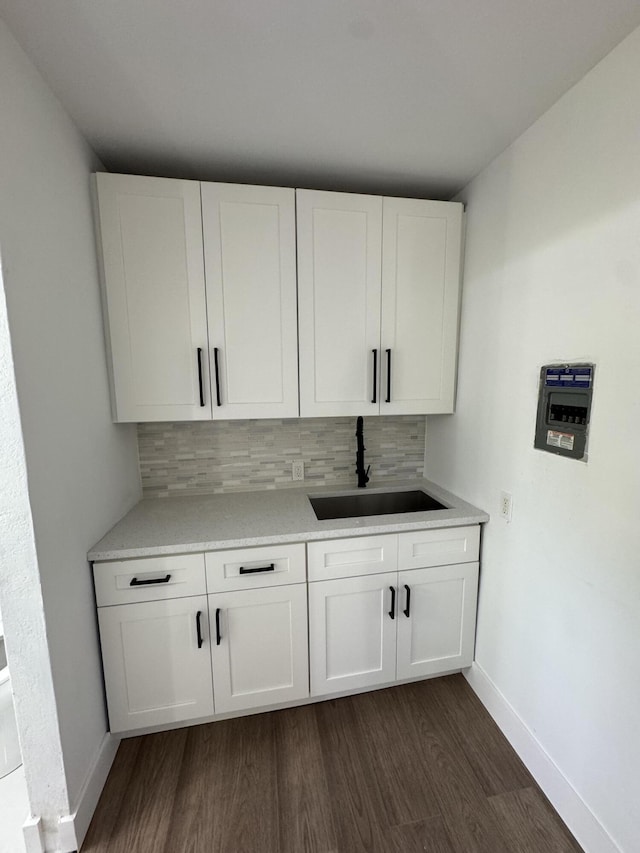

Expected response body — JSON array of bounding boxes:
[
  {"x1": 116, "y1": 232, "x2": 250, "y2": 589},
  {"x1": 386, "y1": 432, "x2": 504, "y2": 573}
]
[{"x1": 309, "y1": 489, "x2": 447, "y2": 521}]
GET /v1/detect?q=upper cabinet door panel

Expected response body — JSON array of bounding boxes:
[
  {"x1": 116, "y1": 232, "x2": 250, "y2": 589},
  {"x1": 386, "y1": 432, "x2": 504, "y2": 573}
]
[
  {"x1": 95, "y1": 173, "x2": 210, "y2": 422},
  {"x1": 381, "y1": 198, "x2": 462, "y2": 415},
  {"x1": 202, "y1": 183, "x2": 298, "y2": 419},
  {"x1": 297, "y1": 190, "x2": 382, "y2": 417}
]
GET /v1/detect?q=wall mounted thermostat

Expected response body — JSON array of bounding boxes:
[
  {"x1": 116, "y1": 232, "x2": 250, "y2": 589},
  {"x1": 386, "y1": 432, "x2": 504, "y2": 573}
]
[{"x1": 534, "y1": 363, "x2": 595, "y2": 461}]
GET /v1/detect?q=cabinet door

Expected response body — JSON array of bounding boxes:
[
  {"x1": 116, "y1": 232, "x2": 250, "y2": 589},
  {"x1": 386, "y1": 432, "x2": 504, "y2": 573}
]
[
  {"x1": 97, "y1": 596, "x2": 214, "y2": 733},
  {"x1": 297, "y1": 190, "x2": 382, "y2": 416},
  {"x1": 381, "y1": 198, "x2": 462, "y2": 414},
  {"x1": 202, "y1": 184, "x2": 299, "y2": 418},
  {"x1": 308, "y1": 573, "x2": 397, "y2": 696},
  {"x1": 210, "y1": 584, "x2": 309, "y2": 714},
  {"x1": 396, "y1": 562, "x2": 478, "y2": 681},
  {"x1": 94, "y1": 173, "x2": 211, "y2": 422}
]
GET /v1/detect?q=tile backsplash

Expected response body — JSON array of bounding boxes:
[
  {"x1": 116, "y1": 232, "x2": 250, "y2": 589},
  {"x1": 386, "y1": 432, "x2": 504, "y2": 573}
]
[{"x1": 138, "y1": 416, "x2": 426, "y2": 498}]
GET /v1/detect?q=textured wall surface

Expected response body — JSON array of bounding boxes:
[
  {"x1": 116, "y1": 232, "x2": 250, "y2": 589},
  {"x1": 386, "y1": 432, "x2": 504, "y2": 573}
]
[
  {"x1": 139, "y1": 415, "x2": 425, "y2": 497},
  {"x1": 0, "y1": 17, "x2": 140, "y2": 846}
]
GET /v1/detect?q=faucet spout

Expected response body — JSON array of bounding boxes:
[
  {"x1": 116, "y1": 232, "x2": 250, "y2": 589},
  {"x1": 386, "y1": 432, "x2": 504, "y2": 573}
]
[{"x1": 355, "y1": 416, "x2": 370, "y2": 488}]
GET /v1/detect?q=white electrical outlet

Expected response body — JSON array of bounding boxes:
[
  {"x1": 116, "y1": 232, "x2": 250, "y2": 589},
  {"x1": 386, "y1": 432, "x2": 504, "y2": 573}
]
[
  {"x1": 500, "y1": 491, "x2": 513, "y2": 522},
  {"x1": 292, "y1": 460, "x2": 304, "y2": 481}
]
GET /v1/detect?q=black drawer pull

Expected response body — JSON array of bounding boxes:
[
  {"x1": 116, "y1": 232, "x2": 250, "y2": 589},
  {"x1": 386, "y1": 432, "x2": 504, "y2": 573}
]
[
  {"x1": 215, "y1": 607, "x2": 222, "y2": 646},
  {"x1": 197, "y1": 348, "x2": 205, "y2": 407},
  {"x1": 196, "y1": 611, "x2": 204, "y2": 649},
  {"x1": 385, "y1": 348, "x2": 391, "y2": 403},
  {"x1": 389, "y1": 585, "x2": 396, "y2": 619},
  {"x1": 403, "y1": 584, "x2": 411, "y2": 618},
  {"x1": 239, "y1": 563, "x2": 275, "y2": 575},
  {"x1": 372, "y1": 349, "x2": 378, "y2": 404},
  {"x1": 213, "y1": 347, "x2": 222, "y2": 407},
  {"x1": 130, "y1": 574, "x2": 171, "y2": 586}
]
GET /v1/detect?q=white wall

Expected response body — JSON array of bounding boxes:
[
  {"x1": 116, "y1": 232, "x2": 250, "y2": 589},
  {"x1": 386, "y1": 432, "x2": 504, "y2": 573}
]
[
  {"x1": 0, "y1": 265, "x2": 64, "y2": 844},
  {"x1": 0, "y1": 17, "x2": 140, "y2": 846},
  {"x1": 427, "y1": 25, "x2": 640, "y2": 853}
]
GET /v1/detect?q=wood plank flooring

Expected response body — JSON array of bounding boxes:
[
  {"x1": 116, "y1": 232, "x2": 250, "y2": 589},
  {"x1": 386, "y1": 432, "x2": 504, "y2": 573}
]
[{"x1": 82, "y1": 675, "x2": 583, "y2": 853}]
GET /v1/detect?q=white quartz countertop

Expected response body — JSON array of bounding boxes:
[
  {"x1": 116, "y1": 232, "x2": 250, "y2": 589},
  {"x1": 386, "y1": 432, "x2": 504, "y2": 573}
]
[{"x1": 88, "y1": 478, "x2": 489, "y2": 562}]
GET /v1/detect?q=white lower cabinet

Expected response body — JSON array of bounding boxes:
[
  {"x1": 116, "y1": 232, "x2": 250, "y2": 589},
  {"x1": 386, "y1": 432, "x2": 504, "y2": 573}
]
[
  {"x1": 308, "y1": 529, "x2": 480, "y2": 698},
  {"x1": 98, "y1": 595, "x2": 214, "y2": 733},
  {"x1": 308, "y1": 573, "x2": 398, "y2": 696},
  {"x1": 209, "y1": 584, "x2": 309, "y2": 714},
  {"x1": 94, "y1": 526, "x2": 480, "y2": 734},
  {"x1": 308, "y1": 564, "x2": 478, "y2": 697},
  {"x1": 395, "y1": 563, "x2": 479, "y2": 680}
]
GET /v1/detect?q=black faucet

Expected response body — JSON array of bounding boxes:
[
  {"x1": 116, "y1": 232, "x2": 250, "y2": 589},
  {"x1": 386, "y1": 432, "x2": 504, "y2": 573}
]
[{"x1": 355, "y1": 416, "x2": 370, "y2": 488}]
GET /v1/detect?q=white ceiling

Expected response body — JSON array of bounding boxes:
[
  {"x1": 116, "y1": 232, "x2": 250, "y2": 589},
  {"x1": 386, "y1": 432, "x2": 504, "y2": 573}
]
[{"x1": 2, "y1": 0, "x2": 640, "y2": 199}]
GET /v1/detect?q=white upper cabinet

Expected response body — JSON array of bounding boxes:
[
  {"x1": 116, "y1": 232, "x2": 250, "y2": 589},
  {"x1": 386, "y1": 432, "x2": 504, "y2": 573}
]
[
  {"x1": 297, "y1": 189, "x2": 463, "y2": 416},
  {"x1": 381, "y1": 198, "x2": 462, "y2": 414},
  {"x1": 94, "y1": 173, "x2": 211, "y2": 422},
  {"x1": 201, "y1": 183, "x2": 299, "y2": 419},
  {"x1": 297, "y1": 190, "x2": 383, "y2": 417},
  {"x1": 95, "y1": 174, "x2": 462, "y2": 421}
]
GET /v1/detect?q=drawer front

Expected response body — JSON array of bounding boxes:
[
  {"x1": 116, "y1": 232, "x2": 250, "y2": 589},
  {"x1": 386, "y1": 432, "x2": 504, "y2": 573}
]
[
  {"x1": 307, "y1": 534, "x2": 398, "y2": 582},
  {"x1": 206, "y1": 543, "x2": 306, "y2": 592},
  {"x1": 398, "y1": 525, "x2": 480, "y2": 570},
  {"x1": 93, "y1": 553, "x2": 206, "y2": 607}
]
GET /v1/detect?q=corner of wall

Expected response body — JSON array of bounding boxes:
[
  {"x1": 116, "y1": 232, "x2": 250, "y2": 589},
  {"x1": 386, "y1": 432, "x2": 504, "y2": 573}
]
[{"x1": 465, "y1": 663, "x2": 621, "y2": 853}]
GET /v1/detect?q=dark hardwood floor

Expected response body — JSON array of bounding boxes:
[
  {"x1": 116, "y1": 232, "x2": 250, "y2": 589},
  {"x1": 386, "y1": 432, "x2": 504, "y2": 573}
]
[{"x1": 82, "y1": 675, "x2": 583, "y2": 853}]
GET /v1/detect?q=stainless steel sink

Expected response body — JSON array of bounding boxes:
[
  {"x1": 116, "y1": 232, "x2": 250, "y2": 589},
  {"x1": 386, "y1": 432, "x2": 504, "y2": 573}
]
[{"x1": 309, "y1": 489, "x2": 447, "y2": 520}]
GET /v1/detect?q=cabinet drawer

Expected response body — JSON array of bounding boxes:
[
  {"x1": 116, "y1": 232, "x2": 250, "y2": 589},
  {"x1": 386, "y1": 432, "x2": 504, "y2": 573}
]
[
  {"x1": 398, "y1": 525, "x2": 480, "y2": 570},
  {"x1": 307, "y1": 534, "x2": 398, "y2": 581},
  {"x1": 205, "y1": 543, "x2": 305, "y2": 592},
  {"x1": 93, "y1": 553, "x2": 206, "y2": 607}
]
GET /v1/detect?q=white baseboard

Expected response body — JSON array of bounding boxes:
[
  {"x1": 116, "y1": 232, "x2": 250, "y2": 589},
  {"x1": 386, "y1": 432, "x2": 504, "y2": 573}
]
[
  {"x1": 22, "y1": 816, "x2": 44, "y2": 853},
  {"x1": 56, "y1": 732, "x2": 120, "y2": 852},
  {"x1": 464, "y1": 662, "x2": 620, "y2": 853}
]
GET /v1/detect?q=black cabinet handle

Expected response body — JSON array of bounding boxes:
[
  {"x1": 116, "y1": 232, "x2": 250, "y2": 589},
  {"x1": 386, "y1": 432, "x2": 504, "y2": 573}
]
[
  {"x1": 213, "y1": 347, "x2": 222, "y2": 407},
  {"x1": 197, "y1": 348, "x2": 205, "y2": 407},
  {"x1": 385, "y1": 349, "x2": 391, "y2": 403},
  {"x1": 389, "y1": 586, "x2": 396, "y2": 619},
  {"x1": 215, "y1": 607, "x2": 222, "y2": 645},
  {"x1": 196, "y1": 610, "x2": 204, "y2": 649},
  {"x1": 239, "y1": 563, "x2": 275, "y2": 575},
  {"x1": 403, "y1": 584, "x2": 411, "y2": 618},
  {"x1": 130, "y1": 574, "x2": 171, "y2": 586},
  {"x1": 372, "y1": 349, "x2": 378, "y2": 404}
]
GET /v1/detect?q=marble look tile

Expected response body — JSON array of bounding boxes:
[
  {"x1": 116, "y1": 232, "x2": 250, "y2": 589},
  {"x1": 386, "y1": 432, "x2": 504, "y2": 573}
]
[{"x1": 138, "y1": 416, "x2": 425, "y2": 498}]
